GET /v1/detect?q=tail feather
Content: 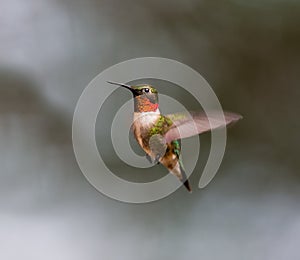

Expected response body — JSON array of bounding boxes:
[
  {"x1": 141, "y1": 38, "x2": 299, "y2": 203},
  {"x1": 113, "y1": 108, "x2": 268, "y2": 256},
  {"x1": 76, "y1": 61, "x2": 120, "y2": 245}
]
[
  {"x1": 183, "y1": 179, "x2": 192, "y2": 192},
  {"x1": 179, "y1": 161, "x2": 192, "y2": 193}
]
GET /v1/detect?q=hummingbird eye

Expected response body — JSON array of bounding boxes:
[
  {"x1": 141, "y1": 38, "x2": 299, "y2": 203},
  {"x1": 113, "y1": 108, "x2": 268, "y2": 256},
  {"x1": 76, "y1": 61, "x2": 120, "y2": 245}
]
[{"x1": 144, "y1": 88, "x2": 150, "y2": 93}]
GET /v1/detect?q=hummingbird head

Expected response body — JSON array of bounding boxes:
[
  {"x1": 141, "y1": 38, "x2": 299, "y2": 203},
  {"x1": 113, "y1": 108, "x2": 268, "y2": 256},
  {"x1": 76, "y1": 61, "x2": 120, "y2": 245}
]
[{"x1": 107, "y1": 81, "x2": 159, "y2": 113}]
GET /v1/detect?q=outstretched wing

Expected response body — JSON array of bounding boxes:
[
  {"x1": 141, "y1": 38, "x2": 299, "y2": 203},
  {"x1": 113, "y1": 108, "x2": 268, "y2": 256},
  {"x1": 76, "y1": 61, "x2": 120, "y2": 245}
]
[{"x1": 164, "y1": 111, "x2": 242, "y2": 143}]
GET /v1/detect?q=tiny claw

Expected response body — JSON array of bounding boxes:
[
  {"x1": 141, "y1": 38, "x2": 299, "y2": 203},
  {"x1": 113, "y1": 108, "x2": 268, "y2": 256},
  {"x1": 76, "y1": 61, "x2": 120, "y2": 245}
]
[
  {"x1": 153, "y1": 155, "x2": 161, "y2": 165},
  {"x1": 146, "y1": 154, "x2": 160, "y2": 165}
]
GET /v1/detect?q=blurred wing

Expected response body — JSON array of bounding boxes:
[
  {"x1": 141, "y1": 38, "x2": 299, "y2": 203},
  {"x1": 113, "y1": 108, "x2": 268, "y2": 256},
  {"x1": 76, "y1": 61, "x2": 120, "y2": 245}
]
[
  {"x1": 164, "y1": 111, "x2": 242, "y2": 143},
  {"x1": 149, "y1": 134, "x2": 167, "y2": 160}
]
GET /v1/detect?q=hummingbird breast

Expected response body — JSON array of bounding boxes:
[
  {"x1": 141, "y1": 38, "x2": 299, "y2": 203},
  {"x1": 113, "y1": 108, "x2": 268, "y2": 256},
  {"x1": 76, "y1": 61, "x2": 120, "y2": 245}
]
[{"x1": 132, "y1": 111, "x2": 160, "y2": 154}]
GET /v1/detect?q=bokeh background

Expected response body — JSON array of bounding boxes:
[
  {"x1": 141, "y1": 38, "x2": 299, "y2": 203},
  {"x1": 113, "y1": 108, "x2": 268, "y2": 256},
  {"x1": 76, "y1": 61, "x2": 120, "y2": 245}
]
[{"x1": 1, "y1": 0, "x2": 300, "y2": 259}]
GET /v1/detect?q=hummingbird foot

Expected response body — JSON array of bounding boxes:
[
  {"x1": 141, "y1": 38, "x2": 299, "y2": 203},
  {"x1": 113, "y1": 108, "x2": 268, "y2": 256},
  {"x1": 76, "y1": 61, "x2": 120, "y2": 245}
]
[
  {"x1": 153, "y1": 154, "x2": 161, "y2": 165},
  {"x1": 145, "y1": 154, "x2": 160, "y2": 165}
]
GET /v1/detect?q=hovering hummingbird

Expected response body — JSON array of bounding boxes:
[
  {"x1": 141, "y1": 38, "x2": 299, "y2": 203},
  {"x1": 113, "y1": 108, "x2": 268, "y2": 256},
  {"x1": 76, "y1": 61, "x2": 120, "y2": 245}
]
[{"x1": 108, "y1": 81, "x2": 242, "y2": 192}]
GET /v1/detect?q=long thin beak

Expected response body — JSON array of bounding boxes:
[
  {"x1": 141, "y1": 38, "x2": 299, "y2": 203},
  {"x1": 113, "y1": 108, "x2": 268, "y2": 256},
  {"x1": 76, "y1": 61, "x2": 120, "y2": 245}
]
[{"x1": 107, "y1": 81, "x2": 132, "y2": 91}]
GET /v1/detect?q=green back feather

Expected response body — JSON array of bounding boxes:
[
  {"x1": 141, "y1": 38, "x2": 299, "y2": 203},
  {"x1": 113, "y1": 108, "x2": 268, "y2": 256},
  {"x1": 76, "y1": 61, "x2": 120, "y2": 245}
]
[{"x1": 149, "y1": 115, "x2": 173, "y2": 136}]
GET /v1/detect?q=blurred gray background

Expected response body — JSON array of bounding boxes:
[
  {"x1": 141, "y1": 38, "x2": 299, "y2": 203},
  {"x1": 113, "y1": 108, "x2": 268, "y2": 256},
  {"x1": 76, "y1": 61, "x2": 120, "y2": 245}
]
[{"x1": 1, "y1": 0, "x2": 300, "y2": 259}]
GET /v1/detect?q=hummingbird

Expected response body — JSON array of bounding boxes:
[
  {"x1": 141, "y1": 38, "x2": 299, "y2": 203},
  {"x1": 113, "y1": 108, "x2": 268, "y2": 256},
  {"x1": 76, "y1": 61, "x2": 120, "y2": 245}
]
[{"x1": 108, "y1": 81, "x2": 242, "y2": 192}]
